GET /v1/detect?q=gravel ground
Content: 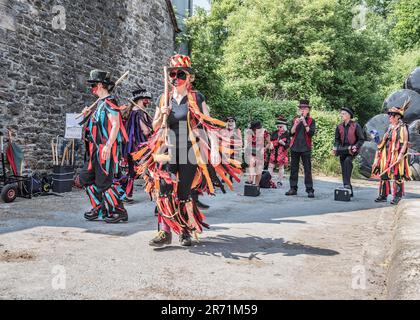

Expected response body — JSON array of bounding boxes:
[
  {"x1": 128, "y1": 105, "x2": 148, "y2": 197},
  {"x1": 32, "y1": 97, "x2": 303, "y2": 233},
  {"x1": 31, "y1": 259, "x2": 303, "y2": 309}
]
[{"x1": 1, "y1": 176, "x2": 419, "y2": 299}]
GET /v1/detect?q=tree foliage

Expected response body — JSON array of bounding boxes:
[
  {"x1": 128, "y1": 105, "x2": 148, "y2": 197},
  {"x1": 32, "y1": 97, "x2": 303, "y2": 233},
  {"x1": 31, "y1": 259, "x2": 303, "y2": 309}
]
[
  {"x1": 182, "y1": 0, "x2": 420, "y2": 171},
  {"x1": 389, "y1": 0, "x2": 420, "y2": 50}
]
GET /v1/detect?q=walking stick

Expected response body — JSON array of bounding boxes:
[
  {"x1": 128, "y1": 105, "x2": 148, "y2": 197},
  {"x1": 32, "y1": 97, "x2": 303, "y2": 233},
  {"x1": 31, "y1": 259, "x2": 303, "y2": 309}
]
[
  {"x1": 379, "y1": 153, "x2": 420, "y2": 177},
  {"x1": 128, "y1": 99, "x2": 152, "y2": 119},
  {"x1": 75, "y1": 71, "x2": 130, "y2": 119},
  {"x1": 153, "y1": 66, "x2": 172, "y2": 163}
]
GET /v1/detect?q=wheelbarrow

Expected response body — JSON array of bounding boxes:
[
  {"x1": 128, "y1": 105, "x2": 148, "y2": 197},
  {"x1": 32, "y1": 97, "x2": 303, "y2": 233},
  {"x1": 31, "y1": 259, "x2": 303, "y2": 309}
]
[{"x1": 0, "y1": 131, "x2": 33, "y2": 203}]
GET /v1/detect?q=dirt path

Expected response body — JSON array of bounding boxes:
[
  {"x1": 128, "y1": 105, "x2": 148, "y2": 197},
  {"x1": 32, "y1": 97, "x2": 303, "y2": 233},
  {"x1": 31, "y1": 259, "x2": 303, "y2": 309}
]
[{"x1": 1, "y1": 177, "x2": 419, "y2": 299}]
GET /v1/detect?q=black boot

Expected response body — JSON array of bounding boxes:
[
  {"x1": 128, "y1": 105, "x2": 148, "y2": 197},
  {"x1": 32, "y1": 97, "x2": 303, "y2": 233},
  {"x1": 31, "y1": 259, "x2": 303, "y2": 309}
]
[
  {"x1": 307, "y1": 190, "x2": 315, "y2": 198},
  {"x1": 391, "y1": 181, "x2": 403, "y2": 205},
  {"x1": 179, "y1": 232, "x2": 192, "y2": 246},
  {"x1": 104, "y1": 208, "x2": 128, "y2": 223},
  {"x1": 390, "y1": 197, "x2": 401, "y2": 205},
  {"x1": 84, "y1": 206, "x2": 108, "y2": 221},
  {"x1": 149, "y1": 231, "x2": 172, "y2": 247},
  {"x1": 375, "y1": 195, "x2": 387, "y2": 202},
  {"x1": 285, "y1": 188, "x2": 297, "y2": 196}
]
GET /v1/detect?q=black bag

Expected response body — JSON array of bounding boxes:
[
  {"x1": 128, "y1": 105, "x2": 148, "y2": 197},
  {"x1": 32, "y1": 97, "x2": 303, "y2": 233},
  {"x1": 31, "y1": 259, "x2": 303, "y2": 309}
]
[
  {"x1": 259, "y1": 170, "x2": 272, "y2": 188},
  {"x1": 244, "y1": 184, "x2": 260, "y2": 196},
  {"x1": 22, "y1": 173, "x2": 42, "y2": 197},
  {"x1": 334, "y1": 188, "x2": 351, "y2": 201}
]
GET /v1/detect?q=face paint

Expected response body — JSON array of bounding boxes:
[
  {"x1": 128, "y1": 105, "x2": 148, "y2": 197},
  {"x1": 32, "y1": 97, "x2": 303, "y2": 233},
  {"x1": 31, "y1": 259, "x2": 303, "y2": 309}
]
[
  {"x1": 91, "y1": 85, "x2": 98, "y2": 96},
  {"x1": 172, "y1": 78, "x2": 187, "y2": 87}
]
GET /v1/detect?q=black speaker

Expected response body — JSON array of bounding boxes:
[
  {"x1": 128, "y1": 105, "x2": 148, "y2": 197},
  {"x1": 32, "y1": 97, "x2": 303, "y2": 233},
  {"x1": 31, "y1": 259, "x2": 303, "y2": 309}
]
[
  {"x1": 334, "y1": 188, "x2": 351, "y2": 201},
  {"x1": 244, "y1": 184, "x2": 260, "y2": 197}
]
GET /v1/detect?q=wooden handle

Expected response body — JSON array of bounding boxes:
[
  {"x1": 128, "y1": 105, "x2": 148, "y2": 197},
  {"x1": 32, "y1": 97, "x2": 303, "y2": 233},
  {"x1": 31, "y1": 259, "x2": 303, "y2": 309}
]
[
  {"x1": 61, "y1": 147, "x2": 68, "y2": 166},
  {"x1": 71, "y1": 139, "x2": 75, "y2": 166},
  {"x1": 51, "y1": 140, "x2": 55, "y2": 165},
  {"x1": 379, "y1": 153, "x2": 409, "y2": 177},
  {"x1": 161, "y1": 66, "x2": 169, "y2": 129},
  {"x1": 76, "y1": 70, "x2": 130, "y2": 119}
]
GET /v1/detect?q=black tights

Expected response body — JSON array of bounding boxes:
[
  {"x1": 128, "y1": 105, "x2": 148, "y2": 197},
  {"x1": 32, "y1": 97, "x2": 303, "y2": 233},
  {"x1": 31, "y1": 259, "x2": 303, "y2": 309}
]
[{"x1": 159, "y1": 148, "x2": 198, "y2": 201}]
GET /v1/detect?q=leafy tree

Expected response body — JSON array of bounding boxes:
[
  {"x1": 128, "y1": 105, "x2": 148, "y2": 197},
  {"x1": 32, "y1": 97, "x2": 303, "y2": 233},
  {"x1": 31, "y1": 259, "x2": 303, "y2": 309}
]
[
  {"x1": 180, "y1": 0, "x2": 242, "y2": 116},
  {"x1": 220, "y1": 0, "x2": 391, "y2": 122},
  {"x1": 389, "y1": 0, "x2": 420, "y2": 50},
  {"x1": 379, "y1": 46, "x2": 420, "y2": 98}
]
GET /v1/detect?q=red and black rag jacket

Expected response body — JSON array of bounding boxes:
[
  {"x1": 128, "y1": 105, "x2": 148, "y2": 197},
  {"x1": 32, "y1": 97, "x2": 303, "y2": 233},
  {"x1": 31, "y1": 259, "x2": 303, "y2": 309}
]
[{"x1": 83, "y1": 96, "x2": 128, "y2": 175}]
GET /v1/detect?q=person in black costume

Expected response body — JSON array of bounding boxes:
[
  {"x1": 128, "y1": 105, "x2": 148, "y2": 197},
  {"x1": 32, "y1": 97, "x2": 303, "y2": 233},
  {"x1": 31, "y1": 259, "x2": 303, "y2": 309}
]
[{"x1": 332, "y1": 107, "x2": 365, "y2": 196}]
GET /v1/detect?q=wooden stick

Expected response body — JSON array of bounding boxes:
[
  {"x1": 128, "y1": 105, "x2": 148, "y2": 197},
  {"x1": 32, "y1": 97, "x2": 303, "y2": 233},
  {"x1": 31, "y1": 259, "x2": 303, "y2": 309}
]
[
  {"x1": 129, "y1": 99, "x2": 152, "y2": 118},
  {"x1": 51, "y1": 140, "x2": 55, "y2": 165},
  {"x1": 55, "y1": 143, "x2": 59, "y2": 165},
  {"x1": 153, "y1": 67, "x2": 172, "y2": 163},
  {"x1": 379, "y1": 153, "x2": 409, "y2": 177},
  {"x1": 61, "y1": 146, "x2": 67, "y2": 166},
  {"x1": 8, "y1": 129, "x2": 13, "y2": 144},
  {"x1": 71, "y1": 139, "x2": 75, "y2": 166},
  {"x1": 76, "y1": 70, "x2": 130, "y2": 119}
]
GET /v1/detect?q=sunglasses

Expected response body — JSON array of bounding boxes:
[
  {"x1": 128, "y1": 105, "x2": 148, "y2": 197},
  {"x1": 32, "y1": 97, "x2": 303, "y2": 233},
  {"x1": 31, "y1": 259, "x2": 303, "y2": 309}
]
[
  {"x1": 227, "y1": 119, "x2": 235, "y2": 123},
  {"x1": 90, "y1": 83, "x2": 98, "y2": 88},
  {"x1": 388, "y1": 113, "x2": 398, "y2": 118},
  {"x1": 169, "y1": 70, "x2": 188, "y2": 80}
]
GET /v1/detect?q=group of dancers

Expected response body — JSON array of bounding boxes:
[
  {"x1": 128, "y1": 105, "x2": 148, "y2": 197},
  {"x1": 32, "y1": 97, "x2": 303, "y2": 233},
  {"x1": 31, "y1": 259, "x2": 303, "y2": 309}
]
[{"x1": 78, "y1": 54, "x2": 412, "y2": 247}]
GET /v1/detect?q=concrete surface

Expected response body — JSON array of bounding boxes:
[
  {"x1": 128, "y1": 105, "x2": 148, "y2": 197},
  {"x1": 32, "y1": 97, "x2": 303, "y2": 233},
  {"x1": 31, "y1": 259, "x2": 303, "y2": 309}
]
[
  {"x1": 387, "y1": 199, "x2": 420, "y2": 299},
  {"x1": 1, "y1": 176, "x2": 420, "y2": 299}
]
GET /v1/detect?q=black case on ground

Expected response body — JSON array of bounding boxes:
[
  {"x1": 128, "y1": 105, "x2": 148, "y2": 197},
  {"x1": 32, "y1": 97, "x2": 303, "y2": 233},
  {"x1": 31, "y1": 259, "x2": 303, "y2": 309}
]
[
  {"x1": 334, "y1": 188, "x2": 351, "y2": 201},
  {"x1": 244, "y1": 184, "x2": 260, "y2": 197}
]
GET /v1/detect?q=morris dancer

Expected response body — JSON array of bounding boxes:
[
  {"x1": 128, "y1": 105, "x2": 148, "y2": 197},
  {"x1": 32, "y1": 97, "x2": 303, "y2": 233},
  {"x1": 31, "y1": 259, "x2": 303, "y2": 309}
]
[
  {"x1": 121, "y1": 87, "x2": 153, "y2": 201},
  {"x1": 133, "y1": 55, "x2": 242, "y2": 247},
  {"x1": 79, "y1": 70, "x2": 128, "y2": 223},
  {"x1": 332, "y1": 107, "x2": 365, "y2": 196},
  {"x1": 268, "y1": 115, "x2": 290, "y2": 187},
  {"x1": 372, "y1": 100, "x2": 411, "y2": 205}
]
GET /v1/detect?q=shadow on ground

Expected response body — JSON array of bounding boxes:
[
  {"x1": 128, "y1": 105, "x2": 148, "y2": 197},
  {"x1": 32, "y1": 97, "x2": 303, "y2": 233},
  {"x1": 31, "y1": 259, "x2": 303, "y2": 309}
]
[{"x1": 153, "y1": 234, "x2": 339, "y2": 260}]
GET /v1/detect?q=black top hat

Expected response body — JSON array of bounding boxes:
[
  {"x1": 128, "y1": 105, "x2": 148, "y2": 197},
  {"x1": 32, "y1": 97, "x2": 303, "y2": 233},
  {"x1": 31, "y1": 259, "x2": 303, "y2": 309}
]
[
  {"x1": 276, "y1": 115, "x2": 287, "y2": 125},
  {"x1": 298, "y1": 99, "x2": 311, "y2": 108},
  {"x1": 250, "y1": 120, "x2": 262, "y2": 130},
  {"x1": 341, "y1": 107, "x2": 355, "y2": 118},
  {"x1": 87, "y1": 69, "x2": 114, "y2": 86},
  {"x1": 132, "y1": 87, "x2": 152, "y2": 102}
]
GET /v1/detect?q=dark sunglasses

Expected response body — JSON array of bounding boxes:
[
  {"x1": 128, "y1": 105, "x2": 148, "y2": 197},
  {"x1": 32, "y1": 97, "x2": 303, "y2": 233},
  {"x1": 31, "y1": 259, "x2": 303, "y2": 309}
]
[
  {"x1": 388, "y1": 113, "x2": 398, "y2": 118},
  {"x1": 90, "y1": 83, "x2": 99, "y2": 88},
  {"x1": 169, "y1": 70, "x2": 188, "y2": 80}
]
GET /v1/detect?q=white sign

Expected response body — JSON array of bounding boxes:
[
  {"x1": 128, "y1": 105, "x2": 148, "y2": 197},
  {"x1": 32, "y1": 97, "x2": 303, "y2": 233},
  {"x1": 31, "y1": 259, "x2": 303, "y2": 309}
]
[{"x1": 65, "y1": 113, "x2": 83, "y2": 139}]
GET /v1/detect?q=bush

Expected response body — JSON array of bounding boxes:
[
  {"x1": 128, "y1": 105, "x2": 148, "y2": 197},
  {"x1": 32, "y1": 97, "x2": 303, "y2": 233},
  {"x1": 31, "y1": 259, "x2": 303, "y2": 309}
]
[
  {"x1": 310, "y1": 109, "x2": 341, "y2": 165},
  {"x1": 223, "y1": 97, "x2": 297, "y2": 132}
]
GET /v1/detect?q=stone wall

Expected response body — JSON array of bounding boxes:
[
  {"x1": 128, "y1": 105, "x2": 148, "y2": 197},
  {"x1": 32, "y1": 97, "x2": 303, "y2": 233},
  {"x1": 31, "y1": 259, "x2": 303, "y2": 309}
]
[{"x1": 0, "y1": 0, "x2": 176, "y2": 170}]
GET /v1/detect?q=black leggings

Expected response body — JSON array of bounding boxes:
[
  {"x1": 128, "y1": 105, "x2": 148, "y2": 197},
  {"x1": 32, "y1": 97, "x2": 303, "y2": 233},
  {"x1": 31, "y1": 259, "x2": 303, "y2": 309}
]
[
  {"x1": 159, "y1": 147, "x2": 198, "y2": 201},
  {"x1": 127, "y1": 154, "x2": 135, "y2": 179}
]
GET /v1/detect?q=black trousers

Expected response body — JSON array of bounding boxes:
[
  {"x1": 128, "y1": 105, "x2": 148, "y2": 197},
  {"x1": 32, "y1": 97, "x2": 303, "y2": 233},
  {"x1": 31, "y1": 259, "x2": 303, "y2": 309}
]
[
  {"x1": 289, "y1": 150, "x2": 314, "y2": 192},
  {"x1": 79, "y1": 155, "x2": 113, "y2": 192},
  {"x1": 159, "y1": 147, "x2": 198, "y2": 201},
  {"x1": 79, "y1": 154, "x2": 125, "y2": 214},
  {"x1": 127, "y1": 153, "x2": 135, "y2": 179},
  {"x1": 340, "y1": 155, "x2": 354, "y2": 187}
]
